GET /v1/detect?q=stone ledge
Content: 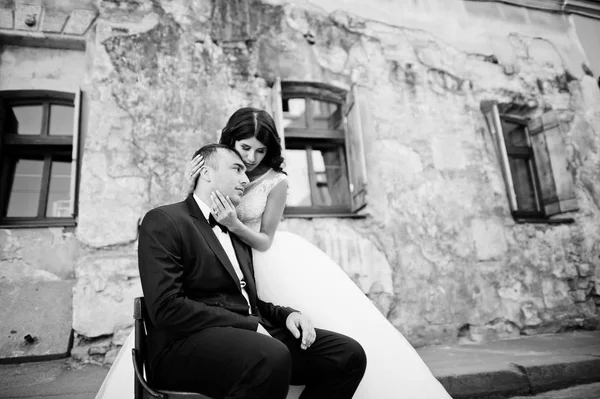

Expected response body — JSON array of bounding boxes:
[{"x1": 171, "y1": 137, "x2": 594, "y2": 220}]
[
  {"x1": 521, "y1": 356, "x2": 600, "y2": 394},
  {"x1": 438, "y1": 367, "x2": 530, "y2": 399},
  {"x1": 420, "y1": 331, "x2": 600, "y2": 398},
  {"x1": 436, "y1": 357, "x2": 600, "y2": 399}
]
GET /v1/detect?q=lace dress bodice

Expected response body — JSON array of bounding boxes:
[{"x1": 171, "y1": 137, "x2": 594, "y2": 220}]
[{"x1": 236, "y1": 169, "x2": 287, "y2": 232}]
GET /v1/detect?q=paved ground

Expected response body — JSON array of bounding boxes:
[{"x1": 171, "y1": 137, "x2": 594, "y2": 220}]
[
  {"x1": 509, "y1": 382, "x2": 600, "y2": 398},
  {"x1": 0, "y1": 330, "x2": 599, "y2": 399},
  {"x1": 420, "y1": 330, "x2": 600, "y2": 398},
  {"x1": 0, "y1": 358, "x2": 105, "y2": 399}
]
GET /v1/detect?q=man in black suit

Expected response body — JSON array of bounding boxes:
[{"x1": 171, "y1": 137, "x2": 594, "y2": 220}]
[{"x1": 138, "y1": 144, "x2": 366, "y2": 399}]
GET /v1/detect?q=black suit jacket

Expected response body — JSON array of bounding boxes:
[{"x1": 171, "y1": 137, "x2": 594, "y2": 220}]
[{"x1": 138, "y1": 195, "x2": 296, "y2": 372}]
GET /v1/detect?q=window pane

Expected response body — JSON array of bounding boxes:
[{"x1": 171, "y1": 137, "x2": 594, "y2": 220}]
[
  {"x1": 285, "y1": 149, "x2": 312, "y2": 206},
  {"x1": 45, "y1": 161, "x2": 72, "y2": 217},
  {"x1": 501, "y1": 120, "x2": 529, "y2": 147},
  {"x1": 11, "y1": 105, "x2": 43, "y2": 135},
  {"x1": 509, "y1": 157, "x2": 538, "y2": 211},
  {"x1": 311, "y1": 147, "x2": 350, "y2": 206},
  {"x1": 6, "y1": 159, "x2": 43, "y2": 217},
  {"x1": 312, "y1": 100, "x2": 342, "y2": 130},
  {"x1": 283, "y1": 98, "x2": 307, "y2": 128},
  {"x1": 49, "y1": 104, "x2": 74, "y2": 136}
]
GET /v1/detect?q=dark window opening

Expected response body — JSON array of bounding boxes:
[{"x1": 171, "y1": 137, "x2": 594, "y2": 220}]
[{"x1": 0, "y1": 90, "x2": 78, "y2": 227}]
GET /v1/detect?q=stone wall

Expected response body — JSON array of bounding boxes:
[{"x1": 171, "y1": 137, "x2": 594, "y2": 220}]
[
  {"x1": 5, "y1": 0, "x2": 598, "y2": 364},
  {"x1": 70, "y1": 0, "x2": 275, "y2": 362},
  {"x1": 274, "y1": 0, "x2": 600, "y2": 345}
]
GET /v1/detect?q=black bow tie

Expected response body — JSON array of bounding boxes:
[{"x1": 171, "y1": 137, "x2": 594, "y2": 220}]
[{"x1": 208, "y1": 214, "x2": 228, "y2": 234}]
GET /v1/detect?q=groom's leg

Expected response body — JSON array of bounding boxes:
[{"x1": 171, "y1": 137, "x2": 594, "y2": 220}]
[
  {"x1": 270, "y1": 327, "x2": 367, "y2": 399},
  {"x1": 153, "y1": 326, "x2": 292, "y2": 399}
]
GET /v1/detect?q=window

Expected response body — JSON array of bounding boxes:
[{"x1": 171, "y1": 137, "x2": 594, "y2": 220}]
[
  {"x1": 500, "y1": 115, "x2": 541, "y2": 214},
  {"x1": 481, "y1": 101, "x2": 578, "y2": 222},
  {"x1": 0, "y1": 90, "x2": 81, "y2": 227},
  {"x1": 269, "y1": 79, "x2": 368, "y2": 217}
]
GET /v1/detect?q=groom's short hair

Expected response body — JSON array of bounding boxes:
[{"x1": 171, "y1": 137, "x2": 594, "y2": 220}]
[{"x1": 192, "y1": 144, "x2": 243, "y2": 188}]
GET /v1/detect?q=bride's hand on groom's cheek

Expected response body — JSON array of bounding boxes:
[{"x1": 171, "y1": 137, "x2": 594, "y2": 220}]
[
  {"x1": 211, "y1": 190, "x2": 239, "y2": 228},
  {"x1": 286, "y1": 312, "x2": 316, "y2": 350}
]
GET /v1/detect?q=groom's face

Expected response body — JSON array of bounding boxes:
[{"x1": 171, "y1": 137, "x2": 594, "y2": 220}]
[{"x1": 210, "y1": 149, "x2": 249, "y2": 206}]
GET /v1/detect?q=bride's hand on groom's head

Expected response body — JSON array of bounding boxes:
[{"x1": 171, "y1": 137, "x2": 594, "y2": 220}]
[
  {"x1": 211, "y1": 190, "x2": 239, "y2": 229},
  {"x1": 286, "y1": 312, "x2": 316, "y2": 350},
  {"x1": 183, "y1": 154, "x2": 204, "y2": 195}
]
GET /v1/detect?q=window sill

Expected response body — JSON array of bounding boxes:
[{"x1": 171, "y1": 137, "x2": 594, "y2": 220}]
[
  {"x1": 284, "y1": 210, "x2": 368, "y2": 219},
  {"x1": 513, "y1": 217, "x2": 575, "y2": 225},
  {"x1": 0, "y1": 218, "x2": 77, "y2": 229}
]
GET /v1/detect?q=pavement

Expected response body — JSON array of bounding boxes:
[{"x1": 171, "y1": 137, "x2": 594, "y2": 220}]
[
  {"x1": 510, "y1": 382, "x2": 600, "y2": 398},
  {"x1": 0, "y1": 330, "x2": 599, "y2": 399},
  {"x1": 419, "y1": 330, "x2": 600, "y2": 399}
]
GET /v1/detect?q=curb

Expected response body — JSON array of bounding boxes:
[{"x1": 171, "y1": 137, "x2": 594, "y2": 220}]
[
  {"x1": 439, "y1": 366, "x2": 529, "y2": 399},
  {"x1": 525, "y1": 357, "x2": 600, "y2": 394},
  {"x1": 437, "y1": 356, "x2": 600, "y2": 398}
]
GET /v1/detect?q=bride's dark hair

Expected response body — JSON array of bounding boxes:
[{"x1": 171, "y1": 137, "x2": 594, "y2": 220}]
[{"x1": 219, "y1": 107, "x2": 285, "y2": 173}]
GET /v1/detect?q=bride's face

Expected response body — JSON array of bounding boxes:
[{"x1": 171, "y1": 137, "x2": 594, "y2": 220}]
[{"x1": 234, "y1": 137, "x2": 267, "y2": 172}]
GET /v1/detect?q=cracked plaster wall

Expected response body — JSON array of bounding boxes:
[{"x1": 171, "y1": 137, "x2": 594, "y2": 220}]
[{"x1": 5, "y1": 0, "x2": 598, "y2": 363}]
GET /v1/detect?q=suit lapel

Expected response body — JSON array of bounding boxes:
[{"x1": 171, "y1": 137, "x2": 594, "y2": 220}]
[
  {"x1": 186, "y1": 195, "x2": 240, "y2": 288},
  {"x1": 231, "y1": 235, "x2": 257, "y2": 311}
]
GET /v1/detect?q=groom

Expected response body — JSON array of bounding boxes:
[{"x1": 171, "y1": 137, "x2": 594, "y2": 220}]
[{"x1": 138, "y1": 144, "x2": 366, "y2": 399}]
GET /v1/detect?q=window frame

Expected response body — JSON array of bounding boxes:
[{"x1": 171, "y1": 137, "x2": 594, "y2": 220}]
[
  {"x1": 277, "y1": 82, "x2": 359, "y2": 217},
  {"x1": 0, "y1": 90, "x2": 80, "y2": 228},
  {"x1": 481, "y1": 101, "x2": 576, "y2": 224},
  {"x1": 284, "y1": 137, "x2": 353, "y2": 217},
  {"x1": 500, "y1": 114, "x2": 545, "y2": 218}
]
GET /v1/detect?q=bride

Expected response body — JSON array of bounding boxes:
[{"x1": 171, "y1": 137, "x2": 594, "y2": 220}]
[{"x1": 95, "y1": 108, "x2": 451, "y2": 399}]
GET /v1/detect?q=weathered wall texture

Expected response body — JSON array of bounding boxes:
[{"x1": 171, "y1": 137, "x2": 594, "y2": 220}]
[
  {"x1": 271, "y1": 0, "x2": 600, "y2": 345},
  {"x1": 573, "y1": 14, "x2": 600, "y2": 76},
  {"x1": 5, "y1": 0, "x2": 599, "y2": 363},
  {"x1": 0, "y1": 44, "x2": 85, "y2": 92},
  {"x1": 70, "y1": 0, "x2": 276, "y2": 362}
]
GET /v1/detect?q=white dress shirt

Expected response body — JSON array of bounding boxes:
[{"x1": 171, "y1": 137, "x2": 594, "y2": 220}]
[{"x1": 193, "y1": 194, "x2": 251, "y2": 314}]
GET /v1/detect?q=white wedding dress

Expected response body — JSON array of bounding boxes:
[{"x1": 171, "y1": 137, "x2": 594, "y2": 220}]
[{"x1": 95, "y1": 169, "x2": 451, "y2": 399}]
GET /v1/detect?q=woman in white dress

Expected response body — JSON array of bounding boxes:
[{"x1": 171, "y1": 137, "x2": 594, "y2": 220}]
[{"x1": 95, "y1": 108, "x2": 451, "y2": 399}]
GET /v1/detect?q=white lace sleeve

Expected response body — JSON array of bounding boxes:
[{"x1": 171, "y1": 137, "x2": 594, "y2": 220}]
[{"x1": 263, "y1": 172, "x2": 287, "y2": 193}]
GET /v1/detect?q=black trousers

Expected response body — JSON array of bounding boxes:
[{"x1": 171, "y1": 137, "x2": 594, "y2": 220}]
[{"x1": 152, "y1": 325, "x2": 367, "y2": 399}]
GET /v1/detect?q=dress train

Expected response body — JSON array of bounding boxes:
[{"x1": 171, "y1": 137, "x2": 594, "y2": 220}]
[{"x1": 252, "y1": 231, "x2": 451, "y2": 399}]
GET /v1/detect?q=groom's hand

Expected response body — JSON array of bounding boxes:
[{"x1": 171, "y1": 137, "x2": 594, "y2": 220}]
[{"x1": 286, "y1": 312, "x2": 316, "y2": 350}]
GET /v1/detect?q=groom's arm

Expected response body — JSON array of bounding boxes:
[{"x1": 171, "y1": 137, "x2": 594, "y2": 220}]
[
  {"x1": 138, "y1": 208, "x2": 260, "y2": 334},
  {"x1": 256, "y1": 298, "x2": 297, "y2": 327}
]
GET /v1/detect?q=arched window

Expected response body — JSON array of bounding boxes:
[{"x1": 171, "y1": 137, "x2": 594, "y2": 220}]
[
  {"x1": 270, "y1": 80, "x2": 368, "y2": 217},
  {"x1": 0, "y1": 90, "x2": 81, "y2": 227}
]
